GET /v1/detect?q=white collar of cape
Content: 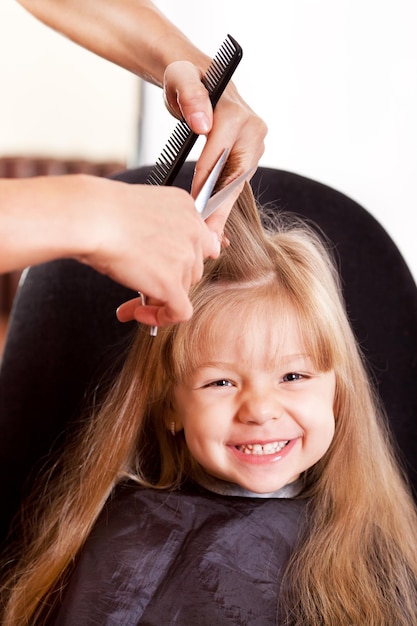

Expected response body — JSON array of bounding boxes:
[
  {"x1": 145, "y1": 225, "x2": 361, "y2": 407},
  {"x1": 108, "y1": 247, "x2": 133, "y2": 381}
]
[{"x1": 195, "y1": 472, "x2": 304, "y2": 499}]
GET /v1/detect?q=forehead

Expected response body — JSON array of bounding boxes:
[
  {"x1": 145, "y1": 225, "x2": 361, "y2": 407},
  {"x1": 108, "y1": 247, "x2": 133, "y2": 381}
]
[
  {"x1": 171, "y1": 285, "x2": 336, "y2": 383},
  {"x1": 184, "y1": 295, "x2": 308, "y2": 372}
]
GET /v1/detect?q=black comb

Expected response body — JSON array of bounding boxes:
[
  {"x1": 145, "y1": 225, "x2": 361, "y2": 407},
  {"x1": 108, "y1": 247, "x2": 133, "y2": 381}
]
[{"x1": 146, "y1": 35, "x2": 243, "y2": 187}]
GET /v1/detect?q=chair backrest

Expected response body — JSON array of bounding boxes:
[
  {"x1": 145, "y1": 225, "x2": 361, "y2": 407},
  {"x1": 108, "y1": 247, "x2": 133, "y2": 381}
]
[{"x1": 1, "y1": 163, "x2": 416, "y2": 546}]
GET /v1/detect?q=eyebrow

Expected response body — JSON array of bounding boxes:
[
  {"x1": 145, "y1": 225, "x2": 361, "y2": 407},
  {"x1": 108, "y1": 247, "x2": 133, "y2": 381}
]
[{"x1": 194, "y1": 354, "x2": 312, "y2": 370}]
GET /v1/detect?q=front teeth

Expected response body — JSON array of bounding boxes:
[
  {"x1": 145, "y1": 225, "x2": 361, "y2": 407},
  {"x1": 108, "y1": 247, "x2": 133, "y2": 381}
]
[{"x1": 236, "y1": 441, "x2": 289, "y2": 455}]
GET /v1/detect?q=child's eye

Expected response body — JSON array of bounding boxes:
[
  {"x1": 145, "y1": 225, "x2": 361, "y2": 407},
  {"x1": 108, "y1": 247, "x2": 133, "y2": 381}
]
[
  {"x1": 206, "y1": 379, "x2": 233, "y2": 388},
  {"x1": 281, "y1": 372, "x2": 304, "y2": 383}
]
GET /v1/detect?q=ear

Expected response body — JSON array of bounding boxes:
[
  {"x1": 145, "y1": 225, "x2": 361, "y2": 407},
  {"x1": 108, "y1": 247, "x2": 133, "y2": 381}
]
[{"x1": 163, "y1": 402, "x2": 184, "y2": 434}]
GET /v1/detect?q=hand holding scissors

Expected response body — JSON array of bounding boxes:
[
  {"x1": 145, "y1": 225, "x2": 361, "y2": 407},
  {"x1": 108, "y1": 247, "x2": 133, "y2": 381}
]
[{"x1": 118, "y1": 149, "x2": 252, "y2": 332}]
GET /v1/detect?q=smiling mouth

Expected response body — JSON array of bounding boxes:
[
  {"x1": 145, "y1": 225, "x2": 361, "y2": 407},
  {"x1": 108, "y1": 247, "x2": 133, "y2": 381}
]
[{"x1": 235, "y1": 441, "x2": 290, "y2": 455}]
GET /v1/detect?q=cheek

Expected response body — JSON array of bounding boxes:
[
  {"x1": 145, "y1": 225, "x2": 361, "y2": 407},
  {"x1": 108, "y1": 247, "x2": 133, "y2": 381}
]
[
  {"x1": 320, "y1": 416, "x2": 336, "y2": 451},
  {"x1": 180, "y1": 407, "x2": 228, "y2": 465},
  {"x1": 313, "y1": 376, "x2": 336, "y2": 449},
  {"x1": 175, "y1": 401, "x2": 209, "y2": 445},
  {"x1": 182, "y1": 415, "x2": 220, "y2": 447},
  {"x1": 298, "y1": 390, "x2": 335, "y2": 452},
  {"x1": 172, "y1": 389, "x2": 198, "y2": 430},
  {"x1": 307, "y1": 408, "x2": 336, "y2": 460},
  {"x1": 175, "y1": 391, "x2": 232, "y2": 438},
  {"x1": 181, "y1": 423, "x2": 217, "y2": 470}
]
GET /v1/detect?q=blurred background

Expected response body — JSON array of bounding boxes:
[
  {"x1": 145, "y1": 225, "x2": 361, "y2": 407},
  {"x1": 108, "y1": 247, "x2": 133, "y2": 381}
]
[{"x1": 1, "y1": 0, "x2": 416, "y2": 343}]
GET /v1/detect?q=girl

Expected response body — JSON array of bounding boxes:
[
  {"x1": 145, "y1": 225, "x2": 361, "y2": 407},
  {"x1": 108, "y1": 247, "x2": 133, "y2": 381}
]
[{"x1": 2, "y1": 183, "x2": 417, "y2": 625}]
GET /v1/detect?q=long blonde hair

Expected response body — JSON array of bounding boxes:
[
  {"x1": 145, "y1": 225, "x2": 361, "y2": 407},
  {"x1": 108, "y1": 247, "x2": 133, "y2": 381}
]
[{"x1": 2, "y1": 184, "x2": 417, "y2": 625}]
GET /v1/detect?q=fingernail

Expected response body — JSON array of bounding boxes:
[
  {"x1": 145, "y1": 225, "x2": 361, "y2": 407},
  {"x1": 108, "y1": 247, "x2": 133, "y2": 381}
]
[{"x1": 189, "y1": 112, "x2": 210, "y2": 134}]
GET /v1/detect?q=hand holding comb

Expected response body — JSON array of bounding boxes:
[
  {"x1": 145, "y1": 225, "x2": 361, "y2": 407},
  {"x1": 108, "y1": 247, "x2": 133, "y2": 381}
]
[
  {"x1": 141, "y1": 35, "x2": 243, "y2": 335},
  {"x1": 146, "y1": 35, "x2": 243, "y2": 187}
]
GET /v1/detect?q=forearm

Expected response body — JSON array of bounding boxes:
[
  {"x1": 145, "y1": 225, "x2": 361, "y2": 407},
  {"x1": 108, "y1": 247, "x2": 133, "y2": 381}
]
[
  {"x1": 16, "y1": 0, "x2": 211, "y2": 84},
  {"x1": 0, "y1": 175, "x2": 95, "y2": 273}
]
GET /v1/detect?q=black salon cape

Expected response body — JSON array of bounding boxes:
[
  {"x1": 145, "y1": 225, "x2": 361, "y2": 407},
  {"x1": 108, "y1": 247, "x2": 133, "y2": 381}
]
[{"x1": 53, "y1": 482, "x2": 307, "y2": 626}]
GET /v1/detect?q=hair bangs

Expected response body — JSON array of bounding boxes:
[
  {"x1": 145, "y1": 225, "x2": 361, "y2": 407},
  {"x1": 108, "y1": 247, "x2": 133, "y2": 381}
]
[{"x1": 168, "y1": 278, "x2": 342, "y2": 383}]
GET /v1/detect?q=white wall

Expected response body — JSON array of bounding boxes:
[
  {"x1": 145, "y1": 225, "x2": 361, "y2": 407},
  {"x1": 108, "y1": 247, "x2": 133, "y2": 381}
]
[
  {"x1": 1, "y1": 1, "x2": 416, "y2": 281},
  {"x1": 141, "y1": 0, "x2": 417, "y2": 282},
  {"x1": 0, "y1": 1, "x2": 138, "y2": 162}
]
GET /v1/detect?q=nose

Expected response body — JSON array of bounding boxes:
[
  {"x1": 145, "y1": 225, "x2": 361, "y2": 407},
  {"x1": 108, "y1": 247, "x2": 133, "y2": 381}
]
[{"x1": 237, "y1": 388, "x2": 282, "y2": 425}]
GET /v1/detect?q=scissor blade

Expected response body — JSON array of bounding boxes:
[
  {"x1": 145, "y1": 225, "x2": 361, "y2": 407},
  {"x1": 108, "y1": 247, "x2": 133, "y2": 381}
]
[
  {"x1": 201, "y1": 167, "x2": 255, "y2": 220},
  {"x1": 194, "y1": 148, "x2": 229, "y2": 214}
]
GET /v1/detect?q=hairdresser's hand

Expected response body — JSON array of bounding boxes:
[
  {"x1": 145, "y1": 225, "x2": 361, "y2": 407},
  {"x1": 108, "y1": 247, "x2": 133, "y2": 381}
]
[
  {"x1": 82, "y1": 178, "x2": 221, "y2": 327},
  {"x1": 163, "y1": 60, "x2": 267, "y2": 236},
  {"x1": 1, "y1": 174, "x2": 219, "y2": 327}
]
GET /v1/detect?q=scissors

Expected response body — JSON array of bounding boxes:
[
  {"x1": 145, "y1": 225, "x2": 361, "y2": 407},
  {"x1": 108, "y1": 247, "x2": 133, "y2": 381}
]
[
  {"x1": 195, "y1": 148, "x2": 255, "y2": 220},
  {"x1": 141, "y1": 148, "x2": 253, "y2": 335}
]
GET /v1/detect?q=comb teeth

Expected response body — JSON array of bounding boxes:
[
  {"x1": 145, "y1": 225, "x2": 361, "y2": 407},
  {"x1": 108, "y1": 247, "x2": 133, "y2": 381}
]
[
  {"x1": 203, "y1": 35, "x2": 242, "y2": 106},
  {"x1": 146, "y1": 121, "x2": 192, "y2": 186},
  {"x1": 146, "y1": 35, "x2": 242, "y2": 187}
]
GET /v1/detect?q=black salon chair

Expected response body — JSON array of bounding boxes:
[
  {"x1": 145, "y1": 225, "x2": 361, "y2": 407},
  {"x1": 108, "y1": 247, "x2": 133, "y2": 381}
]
[{"x1": 1, "y1": 163, "x2": 416, "y2": 548}]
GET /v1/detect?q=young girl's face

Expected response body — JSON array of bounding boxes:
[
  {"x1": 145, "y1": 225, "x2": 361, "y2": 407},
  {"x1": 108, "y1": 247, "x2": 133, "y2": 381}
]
[{"x1": 172, "y1": 304, "x2": 336, "y2": 494}]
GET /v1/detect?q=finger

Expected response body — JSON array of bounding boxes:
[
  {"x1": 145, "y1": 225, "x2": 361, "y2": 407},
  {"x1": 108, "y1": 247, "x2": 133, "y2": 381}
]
[
  {"x1": 163, "y1": 61, "x2": 212, "y2": 134},
  {"x1": 191, "y1": 103, "x2": 266, "y2": 196},
  {"x1": 116, "y1": 297, "x2": 142, "y2": 322},
  {"x1": 192, "y1": 131, "x2": 260, "y2": 194},
  {"x1": 204, "y1": 183, "x2": 244, "y2": 239},
  {"x1": 157, "y1": 297, "x2": 193, "y2": 326},
  {"x1": 116, "y1": 287, "x2": 195, "y2": 326},
  {"x1": 117, "y1": 300, "x2": 193, "y2": 327},
  {"x1": 147, "y1": 290, "x2": 194, "y2": 326},
  {"x1": 199, "y1": 228, "x2": 221, "y2": 261}
]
